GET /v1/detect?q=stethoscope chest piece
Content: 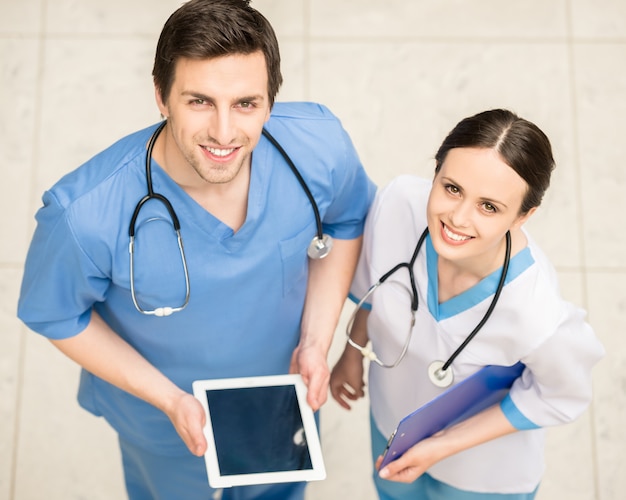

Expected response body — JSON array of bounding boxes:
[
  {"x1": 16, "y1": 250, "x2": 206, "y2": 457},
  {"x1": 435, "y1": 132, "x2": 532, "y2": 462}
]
[
  {"x1": 428, "y1": 360, "x2": 454, "y2": 388},
  {"x1": 307, "y1": 234, "x2": 333, "y2": 259}
]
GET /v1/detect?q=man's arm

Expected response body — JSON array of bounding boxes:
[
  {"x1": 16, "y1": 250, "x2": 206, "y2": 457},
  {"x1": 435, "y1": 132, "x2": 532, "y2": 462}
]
[
  {"x1": 290, "y1": 236, "x2": 362, "y2": 411},
  {"x1": 49, "y1": 311, "x2": 207, "y2": 456}
]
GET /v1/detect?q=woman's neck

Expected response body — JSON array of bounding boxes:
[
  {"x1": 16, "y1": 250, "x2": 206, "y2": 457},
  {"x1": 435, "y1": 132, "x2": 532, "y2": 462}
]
[{"x1": 437, "y1": 229, "x2": 525, "y2": 303}]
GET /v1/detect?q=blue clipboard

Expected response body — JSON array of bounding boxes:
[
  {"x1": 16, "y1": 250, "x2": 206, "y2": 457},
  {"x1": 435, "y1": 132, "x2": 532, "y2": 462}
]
[{"x1": 379, "y1": 362, "x2": 525, "y2": 468}]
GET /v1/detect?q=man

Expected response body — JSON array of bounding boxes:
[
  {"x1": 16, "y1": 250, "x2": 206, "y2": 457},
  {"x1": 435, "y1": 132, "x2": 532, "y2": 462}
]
[{"x1": 17, "y1": 0, "x2": 375, "y2": 498}]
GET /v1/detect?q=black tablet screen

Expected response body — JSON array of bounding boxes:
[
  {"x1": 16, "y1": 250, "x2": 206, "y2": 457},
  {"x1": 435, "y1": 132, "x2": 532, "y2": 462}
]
[{"x1": 205, "y1": 385, "x2": 313, "y2": 476}]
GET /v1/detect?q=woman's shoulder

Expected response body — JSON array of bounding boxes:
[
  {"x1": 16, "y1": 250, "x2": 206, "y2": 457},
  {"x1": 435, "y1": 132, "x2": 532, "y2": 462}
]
[
  {"x1": 380, "y1": 175, "x2": 431, "y2": 196},
  {"x1": 366, "y1": 175, "x2": 430, "y2": 230},
  {"x1": 373, "y1": 175, "x2": 430, "y2": 212}
]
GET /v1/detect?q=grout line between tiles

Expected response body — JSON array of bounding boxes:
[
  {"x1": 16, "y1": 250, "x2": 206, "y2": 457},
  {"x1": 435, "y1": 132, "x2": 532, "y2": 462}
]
[
  {"x1": 564, "y1": 2, "x2": 601, "y2": 499},
  {"x1": 9, "y1": 329, "x2": 28, "y2": 500},
  {"x1": 305, "y1": 36, "x2": 626, "y2": 45},
  {"x1": 302, "y1": 0, "x2": 311, "y2": 99},
  {"x1": 11, "y1": 0, "x2": 47, "y2": 493}
]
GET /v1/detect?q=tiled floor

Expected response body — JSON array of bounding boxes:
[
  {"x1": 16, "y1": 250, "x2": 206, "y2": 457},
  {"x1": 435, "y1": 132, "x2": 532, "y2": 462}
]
[{"x1": 2, "y1": 0, "x2": 625, "y2": 498}]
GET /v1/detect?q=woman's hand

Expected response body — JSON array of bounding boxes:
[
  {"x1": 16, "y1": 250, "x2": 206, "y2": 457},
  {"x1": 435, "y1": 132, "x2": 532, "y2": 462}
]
[
  {"x1": 330, "y1": 346, "x2": 365, "y2": 409},
  {"x1": 376, "y1": 432, "x2": 445, "y2": 483},
  {"x1": 375, "y1": 404, "x2": 517, "y2": 483}
]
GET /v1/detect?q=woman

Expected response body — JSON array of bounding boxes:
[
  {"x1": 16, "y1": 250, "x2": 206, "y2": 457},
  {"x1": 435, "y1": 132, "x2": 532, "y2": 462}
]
[{"x1": 330, "y1": 109, "x2": 604, "y2": 499}]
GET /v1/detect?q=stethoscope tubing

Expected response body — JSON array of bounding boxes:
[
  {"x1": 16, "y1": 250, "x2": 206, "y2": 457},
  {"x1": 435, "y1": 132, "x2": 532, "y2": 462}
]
[
  {"x1": 346, "y1": 227, "x2": 511, "y2": 376},
  {"x1": 439, "y1": 230, "x2": 511, "y2": 372},
  {"x1": 128, "y1": 121, "x2": 329, "y2": 316},
  {"x1": 261, "y1": 128, "x2": 325, "y2": 244},
  {"x1": 128, "y1": 120, "x2": 190, "y2": 317}
]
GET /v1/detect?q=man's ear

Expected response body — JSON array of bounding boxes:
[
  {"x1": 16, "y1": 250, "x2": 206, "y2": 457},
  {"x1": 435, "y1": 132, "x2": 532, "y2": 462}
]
[{"x1": 155, "y1": 86, "x2": 168, "y2": 118}]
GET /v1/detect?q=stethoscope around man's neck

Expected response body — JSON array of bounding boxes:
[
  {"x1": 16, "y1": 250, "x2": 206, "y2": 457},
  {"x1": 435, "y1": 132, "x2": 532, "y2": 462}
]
[
  {"x1": 128, "y1": 120, "x2": 333, "y2": 317},
  {"x1": 347, "y1": 227, "x2": 511, "y2": 388}
]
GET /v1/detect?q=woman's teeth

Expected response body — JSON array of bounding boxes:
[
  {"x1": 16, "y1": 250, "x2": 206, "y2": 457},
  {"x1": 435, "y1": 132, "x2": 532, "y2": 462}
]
[{"x1": 443, "y1": 225, "x2": 471, "y2": 242}]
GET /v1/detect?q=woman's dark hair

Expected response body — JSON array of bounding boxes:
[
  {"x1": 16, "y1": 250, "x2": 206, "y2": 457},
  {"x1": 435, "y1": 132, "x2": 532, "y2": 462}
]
[
  {"x1": 435, "y1": 109, "x2": 555, "y2": 214},
  {"x1": 153, "y1": 0, "x2": 283, "y2": 107}
]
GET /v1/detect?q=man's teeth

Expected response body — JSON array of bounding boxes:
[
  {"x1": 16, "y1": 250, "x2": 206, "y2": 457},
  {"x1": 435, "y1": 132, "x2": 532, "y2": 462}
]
[
  {"x1": 206, "y1": 147, "x2": 235, "y2": 157},
  {"x1": 443, "y1": 225, "x2": 471, "y2": 241}
]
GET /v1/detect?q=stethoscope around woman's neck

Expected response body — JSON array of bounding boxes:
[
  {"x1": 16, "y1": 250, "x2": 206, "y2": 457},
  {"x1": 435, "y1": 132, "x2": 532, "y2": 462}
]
[
  {"x1": 128, "y1": 120, "x2": 333, "y2": 317},
  {"x1": 347, "y1": 227, "x2": 511, "y2": 388}
]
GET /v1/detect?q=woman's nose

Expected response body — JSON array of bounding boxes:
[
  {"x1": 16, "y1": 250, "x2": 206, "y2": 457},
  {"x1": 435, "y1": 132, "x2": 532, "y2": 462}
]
[{"x1": 449, "y1": 201, "x2": 472, "y2": 228}]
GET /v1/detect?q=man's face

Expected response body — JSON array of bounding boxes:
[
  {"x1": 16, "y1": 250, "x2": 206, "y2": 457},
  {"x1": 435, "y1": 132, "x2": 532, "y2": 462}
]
[{"x1": 156, "y1": 51, "x2": 271, "y2": 187}]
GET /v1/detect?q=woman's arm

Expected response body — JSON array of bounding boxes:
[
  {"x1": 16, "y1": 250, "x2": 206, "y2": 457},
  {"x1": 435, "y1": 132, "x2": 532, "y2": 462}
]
[
  {"x1": 377, "y1": 404, "x2": 517, "y2": 482},
  {"x1": 49, "y1": 311, "x2": 207, "y2": 456},
  {"x1": 329, "y1": 308, "x2": 369, "y2": 409},
  {"x1": 290, "y1": 236, "x2": 362, "y2": 411}
]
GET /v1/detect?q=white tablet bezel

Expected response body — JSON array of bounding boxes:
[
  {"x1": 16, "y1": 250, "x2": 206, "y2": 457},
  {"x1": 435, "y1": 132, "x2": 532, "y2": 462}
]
[{"x1": 192, "y1": 374, "x2": 326, "y2": 488}]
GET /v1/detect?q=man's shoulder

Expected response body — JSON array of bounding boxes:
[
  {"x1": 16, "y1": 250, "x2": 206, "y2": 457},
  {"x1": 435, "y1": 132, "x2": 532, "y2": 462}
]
[
  {"x1": 269, "y1": 101, "x2": 337, "y2": 122},
  {"x1": 264, "y1": 102, "x2": 348, "y2": 148},
  {"x1": 47, "y1": 124, "x2": 158, "y2": 208}
]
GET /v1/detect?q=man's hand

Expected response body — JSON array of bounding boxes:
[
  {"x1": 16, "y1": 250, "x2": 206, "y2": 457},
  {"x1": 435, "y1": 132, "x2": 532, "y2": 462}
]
[
  {"x1": 164, "y1": 391, "x2": 208, "y2": 457},
  {"x1": 290, "y1": 344, "x2": 330, "y2": 411}
]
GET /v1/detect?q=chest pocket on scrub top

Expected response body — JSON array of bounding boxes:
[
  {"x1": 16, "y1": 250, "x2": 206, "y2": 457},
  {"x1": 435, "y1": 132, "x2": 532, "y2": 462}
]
[{"x1": 279, "y1": 222, "x2": 315, "y2": 296}]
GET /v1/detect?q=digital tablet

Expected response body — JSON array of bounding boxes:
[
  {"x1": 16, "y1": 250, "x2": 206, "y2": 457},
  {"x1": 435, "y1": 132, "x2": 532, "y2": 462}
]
[{"x1": 192, "y1": 374, "x2": 326, "y2": 488}]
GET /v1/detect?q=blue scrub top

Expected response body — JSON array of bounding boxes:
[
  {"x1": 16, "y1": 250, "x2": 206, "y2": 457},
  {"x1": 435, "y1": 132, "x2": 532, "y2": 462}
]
[{"x1": 18, "y1": 102, "x2": 376, "y2": 455}]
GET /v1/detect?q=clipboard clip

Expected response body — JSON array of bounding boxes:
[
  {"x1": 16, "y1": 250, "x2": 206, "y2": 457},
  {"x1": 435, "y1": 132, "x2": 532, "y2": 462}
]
[{"x1": 379, "y1": 428, "x2": 398, "y2": 468}]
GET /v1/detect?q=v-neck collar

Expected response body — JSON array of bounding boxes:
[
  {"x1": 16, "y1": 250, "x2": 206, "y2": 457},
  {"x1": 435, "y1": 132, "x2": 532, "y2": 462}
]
[
  {"x1": 149, "y1": 139, "x2": 270, "y2": 251},
  {"x1": 425, "y1": 234, "x2": 534, "y2": 321}
]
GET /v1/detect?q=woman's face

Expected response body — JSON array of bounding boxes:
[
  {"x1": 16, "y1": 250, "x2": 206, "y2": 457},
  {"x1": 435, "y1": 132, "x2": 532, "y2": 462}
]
[{"x1": 426, "y1": 147, "x2": 535, "y2": 268}]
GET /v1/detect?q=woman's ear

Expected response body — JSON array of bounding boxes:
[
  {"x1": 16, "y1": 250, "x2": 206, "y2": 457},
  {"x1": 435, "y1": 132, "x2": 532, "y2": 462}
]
[{"x1": 512, "y1": 206, "x2": 538, "y2": 230}]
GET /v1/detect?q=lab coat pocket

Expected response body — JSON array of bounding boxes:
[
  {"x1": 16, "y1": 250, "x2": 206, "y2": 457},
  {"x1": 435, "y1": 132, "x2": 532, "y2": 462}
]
[{"x1": 279, "y1": 223, "x2": 314, "y2": 296}]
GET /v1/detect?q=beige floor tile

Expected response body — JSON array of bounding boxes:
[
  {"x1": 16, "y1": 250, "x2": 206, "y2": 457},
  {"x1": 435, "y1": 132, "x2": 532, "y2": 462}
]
[
  {"x1": 310, "y1": 42, "x2": 574, "y2": 182},
  {"x1": 0, "y1": 0, "x2": 42, "y2": 34},
  {"x1": 538, "y1": 408, "x2": 596, "y2": 499},
  {"x1": 587, "y1": 272, "x2": 626, "y2": 500},
  {"x1": 573, "y1": 43, "x2": 626, "y2": 269},
  {"x1": 571, "y1": 0, "x2": 626, "y2": 38},
  {"x1": 0, "y1": 269, "x2": 25, "y2": 500},
  {"x1": 14, "y1": 333, "x2": 125, "y2": 499},
  {"x1": 275, "y1": 40, "x2": 307, "y2": 102},
  {"x1": 35, "y1": 38, "x2": 158, "y2": 197},
  {"x1": 45, "y1": 0, "x2": 181, "y2": 35},
  {"x1": 311, "y1": 0, "x2": 568, "y2": 38},
  {"x1": 254, "y1": 0, "x2": 306, "y2": 39},
  {"x1": 0, "y1": 38, "x2": 39, "y2": 263}
]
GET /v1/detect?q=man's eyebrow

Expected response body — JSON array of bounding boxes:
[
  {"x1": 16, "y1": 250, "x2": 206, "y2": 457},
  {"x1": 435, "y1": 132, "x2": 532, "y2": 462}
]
[
  {"x1": 181, "y1": 91, "x2": 214, "y2": 101},
  {"x1": 180, "y1": 91, "x2": 266, "y2": 104}
]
